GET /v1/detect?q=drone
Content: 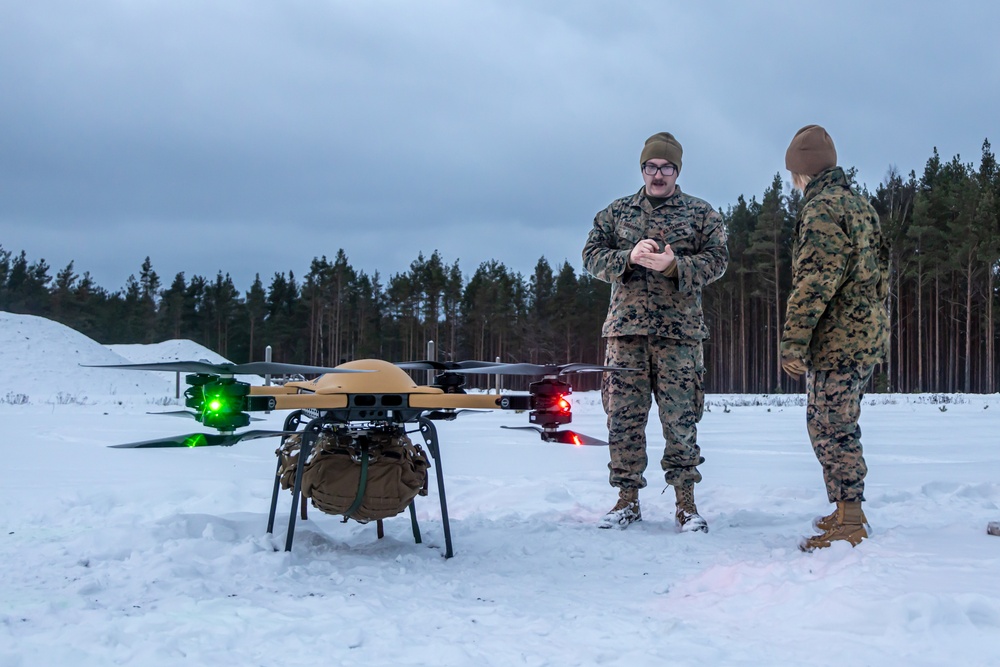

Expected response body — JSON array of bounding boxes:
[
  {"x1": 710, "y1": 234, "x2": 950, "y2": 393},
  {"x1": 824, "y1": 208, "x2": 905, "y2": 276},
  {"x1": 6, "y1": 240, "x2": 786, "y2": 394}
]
[{"x1": 90, "y1": 357, "x2": 627, "y2": 558}]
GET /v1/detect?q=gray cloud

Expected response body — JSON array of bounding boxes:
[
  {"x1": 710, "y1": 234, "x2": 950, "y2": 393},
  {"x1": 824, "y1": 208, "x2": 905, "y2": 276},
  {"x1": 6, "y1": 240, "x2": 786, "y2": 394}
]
[{"x1": 2, "y1": 0, "x2": 998, "y2": 291}]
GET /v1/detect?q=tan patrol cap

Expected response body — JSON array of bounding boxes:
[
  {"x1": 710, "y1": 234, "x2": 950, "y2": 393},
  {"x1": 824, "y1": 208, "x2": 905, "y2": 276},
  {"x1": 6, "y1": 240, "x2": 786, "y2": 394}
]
[
  {"x1": 785, "y1": 124, "x2": 837, "y2": 175},
  {"x1": 640, "y1": 132, "x2": 682, "y2": 173}
]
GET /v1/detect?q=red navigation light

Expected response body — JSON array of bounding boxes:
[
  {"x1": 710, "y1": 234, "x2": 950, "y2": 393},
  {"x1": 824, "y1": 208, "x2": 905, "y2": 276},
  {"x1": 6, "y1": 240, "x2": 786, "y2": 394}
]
[
  {"x1": 528, "y1": 378, "x2": 572, "y2": 429},
  {"x1": 571, "y1": 433, "x2": 581, "y2": 446}
]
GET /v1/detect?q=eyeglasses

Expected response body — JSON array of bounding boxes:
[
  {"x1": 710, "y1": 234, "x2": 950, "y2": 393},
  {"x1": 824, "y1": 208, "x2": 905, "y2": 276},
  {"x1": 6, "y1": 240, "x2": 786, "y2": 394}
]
[{"x1": 642, "y1": 162, "x2": 677, "y2": 177}]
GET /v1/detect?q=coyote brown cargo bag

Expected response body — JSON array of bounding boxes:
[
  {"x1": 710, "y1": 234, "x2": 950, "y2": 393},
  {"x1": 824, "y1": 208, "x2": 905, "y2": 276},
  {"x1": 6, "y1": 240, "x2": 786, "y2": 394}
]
[{"x1": 277, "y1": 430, "x2": 430, "y2": 523}]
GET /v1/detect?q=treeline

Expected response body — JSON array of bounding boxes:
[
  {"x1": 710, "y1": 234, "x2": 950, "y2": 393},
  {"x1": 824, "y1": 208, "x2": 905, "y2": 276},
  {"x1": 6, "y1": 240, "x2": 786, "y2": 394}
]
[{"x1": 2, "y1": 141, "x2": 998, "y2": 394}]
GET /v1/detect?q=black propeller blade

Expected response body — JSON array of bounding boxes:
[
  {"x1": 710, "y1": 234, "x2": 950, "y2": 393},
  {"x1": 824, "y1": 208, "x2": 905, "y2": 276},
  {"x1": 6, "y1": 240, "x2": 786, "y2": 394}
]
[
  {"x1": 501, "y1": 425, "x2": 608, "y2": 446},
  {"x1": 146, "y1": 410, "x2": 264, "y2": 422},
  {"x1": 109, "y1": 429, "x2": 295, "y2": 449},
  {"x1": 395, "y1": 360, "x2": 504, "y2": 372},
  {"x1": 83, "y1": 360, "x2": 373, "y2": 376},
  {"x1": 451, "y1": 362, "x2": 634, "y2": 377},
  {"x1": 146, "y1": 410, "x2": 202, "y2": 420}
]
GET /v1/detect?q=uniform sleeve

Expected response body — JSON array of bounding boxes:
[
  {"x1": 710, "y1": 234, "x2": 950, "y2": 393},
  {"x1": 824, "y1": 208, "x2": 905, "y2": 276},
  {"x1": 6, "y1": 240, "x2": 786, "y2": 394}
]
[
  {"x1": 674, "y1": 208, "x2": 729, "y2": 293},
  {"x1": 582, "y1": 204, "x2": 632, "y2": 283},
  {"x1": 780, "y1": 201, "x2": 850, "y2": 360}
]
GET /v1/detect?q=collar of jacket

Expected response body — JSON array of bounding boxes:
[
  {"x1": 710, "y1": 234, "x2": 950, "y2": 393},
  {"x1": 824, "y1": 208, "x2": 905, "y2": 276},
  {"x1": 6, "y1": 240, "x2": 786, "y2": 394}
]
[
  {"x1": 633, "y1": 185, "x2": 685, "y2": 212},
  {"x1": 802, "y1": 167, "x2": 848, "y2": 203}
]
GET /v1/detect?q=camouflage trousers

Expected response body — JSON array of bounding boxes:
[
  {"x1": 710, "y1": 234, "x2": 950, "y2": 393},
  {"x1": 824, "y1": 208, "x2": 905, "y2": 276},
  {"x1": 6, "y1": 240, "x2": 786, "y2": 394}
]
[
  {"x1": 806, "y1": 364, "x2": 873, "y2": 503},
  {"x1": 602, "y1": 335, "x2": 705, "y2": 490}
]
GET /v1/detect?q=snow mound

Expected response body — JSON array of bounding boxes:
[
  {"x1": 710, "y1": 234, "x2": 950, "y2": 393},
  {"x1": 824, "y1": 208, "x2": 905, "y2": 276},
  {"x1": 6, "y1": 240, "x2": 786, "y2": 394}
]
[{"x1": 0, "y1": 311, "x2": 242, "y2": 404}]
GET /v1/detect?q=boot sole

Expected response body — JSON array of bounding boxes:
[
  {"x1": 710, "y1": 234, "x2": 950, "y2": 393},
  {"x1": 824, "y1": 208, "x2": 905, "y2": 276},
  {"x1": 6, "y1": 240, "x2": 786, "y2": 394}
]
[
  {"x1": 598, "y1": 517, "x2": 642, "y2": 530},
  {"x1": 799, "y1": 530, "x2": 868, "y2": 552},
  {"x1": 676, "y1": 518, "x2": 709, "y2": 533},
  {"x1": 679, "y1": 525, "x2": 709, "y2": 533}
]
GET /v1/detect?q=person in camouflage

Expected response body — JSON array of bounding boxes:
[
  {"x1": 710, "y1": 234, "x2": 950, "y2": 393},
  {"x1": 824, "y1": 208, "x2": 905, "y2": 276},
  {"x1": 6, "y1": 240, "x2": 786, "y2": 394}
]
[
  {"x1": 582, "y1": 132, "x2": 728, "y2": 531},
  {"x1": 780, "y1": 124, "x2": 889, "y2": 551}
]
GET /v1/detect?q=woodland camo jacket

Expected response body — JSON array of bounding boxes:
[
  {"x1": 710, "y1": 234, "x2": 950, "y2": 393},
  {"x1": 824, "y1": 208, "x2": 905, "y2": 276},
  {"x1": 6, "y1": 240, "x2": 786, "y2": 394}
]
[
  {"x1": 582, "y1": 186, "x2": 728, "y2": 340},
  {"x1": 781, "y1": 167, "x2": 889, "y2": 370}
]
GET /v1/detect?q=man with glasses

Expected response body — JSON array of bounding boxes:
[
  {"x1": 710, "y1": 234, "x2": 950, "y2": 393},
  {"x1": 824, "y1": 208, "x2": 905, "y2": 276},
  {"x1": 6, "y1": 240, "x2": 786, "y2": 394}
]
[{"x1": 583, "y1": 132, "x2": 729, "y2": 531}]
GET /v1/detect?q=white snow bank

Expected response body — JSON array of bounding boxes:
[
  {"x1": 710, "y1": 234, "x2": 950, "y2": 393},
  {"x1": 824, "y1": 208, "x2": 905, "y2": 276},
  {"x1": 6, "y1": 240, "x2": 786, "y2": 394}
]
[
  {"x1": 0, "y1": 311, "x2": 172, "y2": 403},
  {"x1": 0, "y1": 311, "x2": 263, "y2": 405}
]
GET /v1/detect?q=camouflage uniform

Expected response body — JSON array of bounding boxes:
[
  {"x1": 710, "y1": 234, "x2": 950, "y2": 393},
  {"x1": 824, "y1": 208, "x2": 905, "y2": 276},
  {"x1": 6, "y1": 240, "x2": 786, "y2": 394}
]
[
  {"x1": 781, "y1": 166, "x2": 888, "y2": 503},
  {"x1": 583, "y1": 186, "x2": 728, "y2": 489}
]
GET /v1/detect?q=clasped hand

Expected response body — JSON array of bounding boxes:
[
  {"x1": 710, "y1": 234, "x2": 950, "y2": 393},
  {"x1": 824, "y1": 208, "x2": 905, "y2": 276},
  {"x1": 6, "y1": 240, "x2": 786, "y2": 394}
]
[
  {"x1": 781, "y1": 355, "x2": 807, "y2": 379},
  {"x1": 630, "y1": 239, "x2": 675, "y2": 272}
]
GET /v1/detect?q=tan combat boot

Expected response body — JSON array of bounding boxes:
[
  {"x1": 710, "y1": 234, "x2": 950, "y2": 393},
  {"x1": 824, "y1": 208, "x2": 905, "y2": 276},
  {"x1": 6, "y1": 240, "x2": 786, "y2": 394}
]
[
  {"x1": 674, "y1": 484, "x2": 708, "y2": 533},
  {"x1": 800, "y1": 500, "x2": 868, "y2": 552},
  {"x1": 598, "y1": 488, "x2": 641, "y2": 529},
  {"x1": 813, "y1": 505, "x2": 868, "y2": 532}
]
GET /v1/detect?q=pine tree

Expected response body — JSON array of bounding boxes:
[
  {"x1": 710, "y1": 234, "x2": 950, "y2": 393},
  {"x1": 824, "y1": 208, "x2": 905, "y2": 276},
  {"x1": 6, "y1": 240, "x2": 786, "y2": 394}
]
[
  {"x1": 909, "y1": 148, "x2": 949, "y2": 391},
  {"x1": 746, "y1": 174, "x2": 791, "y2": 391},
  {"x1": 159, "y1": 273, "x2": 187, "y2": 341},
  {"x1": 5, "y1": 251, "x2": 51, "y2": 315},
  {"x1": 975, "y1": 140, "x2": 1000, "y2": 392},
  {"x1": 51, "y1": 262, "x2": 78, "y2": 324},
  {"x1": 244, "y1": 274, "x2": 268, "y2": 362},
  {"x1": 527, "y1": 257, "x2": 556, "y2": 364},
  {"x1": 873, "y1": 166, "x2": 917, "y2": 391}
]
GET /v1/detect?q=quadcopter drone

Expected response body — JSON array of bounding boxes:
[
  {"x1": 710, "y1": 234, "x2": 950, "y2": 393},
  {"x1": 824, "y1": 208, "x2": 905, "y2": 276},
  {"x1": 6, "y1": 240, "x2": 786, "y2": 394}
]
[{"x1": 91, "y1": 357, "x2": 627, "y2": 558}]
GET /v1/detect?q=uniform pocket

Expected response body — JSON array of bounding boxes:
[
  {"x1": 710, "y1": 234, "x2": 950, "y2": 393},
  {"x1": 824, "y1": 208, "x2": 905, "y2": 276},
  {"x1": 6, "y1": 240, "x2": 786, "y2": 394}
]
[
  {"x1": 693, "y1": 343, "x2": 705, "y2": 421},
  {"x1": 809, "y1": 369, "x2": 861, "y2": 426},
  {"x1": 660, "y1": 227, "x2": 694, "y2": 250},
  {"x1": 617, "y1": 224, "x2": 642, "y2": 248}
]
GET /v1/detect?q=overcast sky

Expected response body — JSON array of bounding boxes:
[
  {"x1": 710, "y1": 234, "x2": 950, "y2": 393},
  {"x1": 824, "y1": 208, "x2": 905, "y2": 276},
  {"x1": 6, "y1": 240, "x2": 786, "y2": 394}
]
[{"x1": 2, "y1": 0, "x2": 998, "y2": 293}]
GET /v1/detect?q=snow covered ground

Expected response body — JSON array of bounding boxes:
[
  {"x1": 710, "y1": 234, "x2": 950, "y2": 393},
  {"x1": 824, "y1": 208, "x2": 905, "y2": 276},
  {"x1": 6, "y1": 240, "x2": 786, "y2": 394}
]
[{"x1": 1, "y1": 311, "x2": 999, "y2": 666}]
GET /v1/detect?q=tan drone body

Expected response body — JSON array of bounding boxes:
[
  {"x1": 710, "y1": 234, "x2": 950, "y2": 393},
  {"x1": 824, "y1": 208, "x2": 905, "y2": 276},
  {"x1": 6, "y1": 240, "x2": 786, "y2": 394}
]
[{"x1": 248, "y1": 359, "x2": 505, "y2": 410}]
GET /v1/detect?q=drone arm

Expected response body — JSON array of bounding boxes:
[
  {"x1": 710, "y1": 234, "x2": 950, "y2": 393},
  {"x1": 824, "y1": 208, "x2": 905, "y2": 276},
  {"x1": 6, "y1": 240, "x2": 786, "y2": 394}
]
[
  {"x1": 246, "y1": 390, "x2": 522, "y2": 412},
  {"x1": 249, "y1": 386, "x2": 299, "y2": 395},
  {"x1": 410, "y1": 394, "x2": 512, "y2": 410},
  {"x1": 266, "y1": 394, "x2": 350, "y2": 410}
]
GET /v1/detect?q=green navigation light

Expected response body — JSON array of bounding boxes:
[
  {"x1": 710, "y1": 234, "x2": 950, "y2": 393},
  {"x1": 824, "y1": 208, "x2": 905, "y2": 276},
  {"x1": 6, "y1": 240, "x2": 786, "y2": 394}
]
[{"x1": 183, "y1": 374, "x2": 251, "y2": 432}]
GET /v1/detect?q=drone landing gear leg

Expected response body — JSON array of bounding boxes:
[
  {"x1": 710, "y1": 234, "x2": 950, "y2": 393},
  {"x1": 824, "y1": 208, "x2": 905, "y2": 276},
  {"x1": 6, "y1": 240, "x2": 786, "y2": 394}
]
[
  {"x1": 266, "y1": 456, "x2": 282, "y2": 537},
  {"x1": 266, "y1": 442, "x2": 309, "y2": 546},
  {"x1": 267, "y1": 410, "x2": 307, "y2": 546},
  {"x1": 419, "y1": 417, "x2": 453, "y2": 558},
  {"x1": 409, "y1": 501, "x2": 422, "y2": 544},
  {"x1": 282, "y1": 430, "x2": 316, "y2": 552}
]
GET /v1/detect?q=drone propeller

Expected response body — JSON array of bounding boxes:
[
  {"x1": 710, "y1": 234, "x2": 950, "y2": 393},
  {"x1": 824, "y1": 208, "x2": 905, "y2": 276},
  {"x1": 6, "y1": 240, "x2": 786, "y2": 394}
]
[
  {"x1": 82, "y1": 360, "x2": 373, "y2": 376},
  {"x1": 395, "y1": 360, "x2": 503, "y2": 372},
  {"x1": 109, "y1": 429, "x2": 296, "y2": 449},
  {"x1": 450, "y1": 362, "x2": 632, "y2": 377},
  {"x1": 501, "y1": 425, "x2": 607, "y2": 447},
  {"x1": 147, "y1": 409, "x2": 264, "y2": 422}
]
